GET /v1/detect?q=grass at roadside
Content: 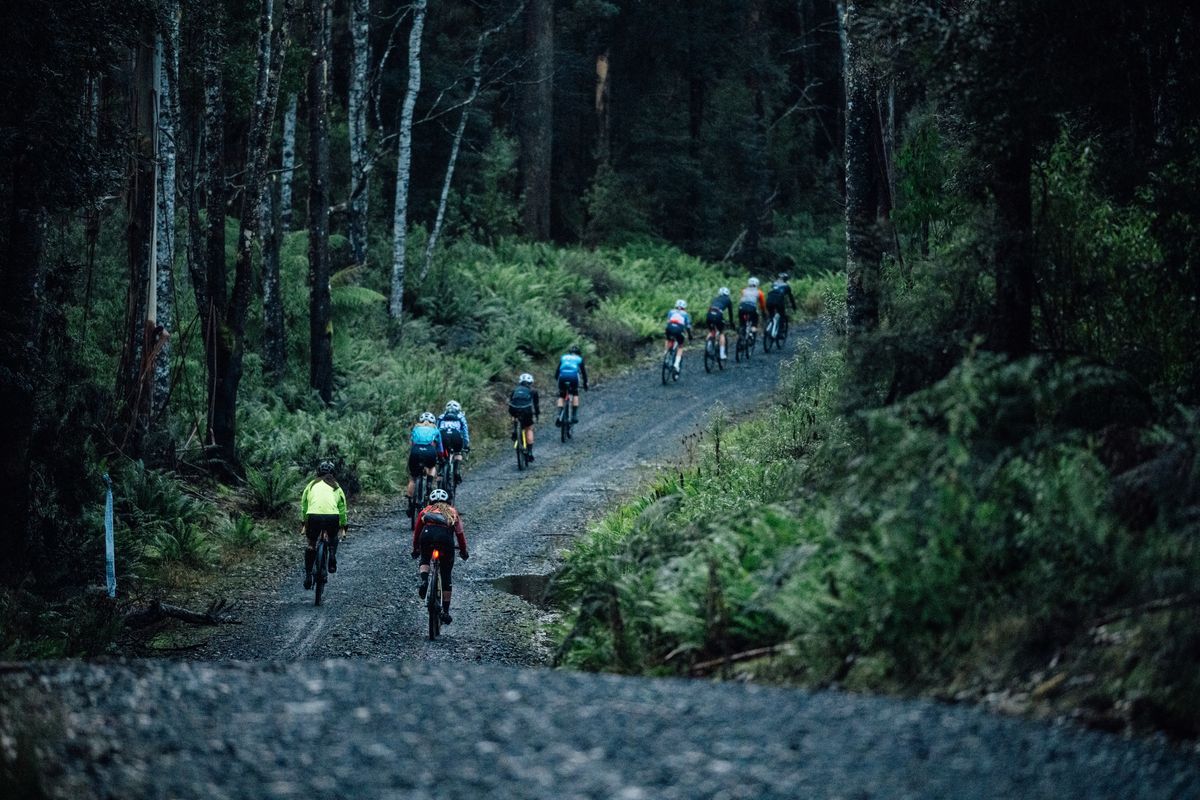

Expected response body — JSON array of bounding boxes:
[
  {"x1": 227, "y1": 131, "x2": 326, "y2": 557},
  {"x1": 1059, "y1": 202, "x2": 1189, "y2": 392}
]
[{"x1": 551, "y1": 322, "x2": 1200, "y2": 741}]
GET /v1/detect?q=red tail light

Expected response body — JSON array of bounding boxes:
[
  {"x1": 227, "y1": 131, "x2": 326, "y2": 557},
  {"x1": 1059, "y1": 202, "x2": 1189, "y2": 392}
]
[{"x1": 431, "y1": 549, "x2": 440, "y2": 560}]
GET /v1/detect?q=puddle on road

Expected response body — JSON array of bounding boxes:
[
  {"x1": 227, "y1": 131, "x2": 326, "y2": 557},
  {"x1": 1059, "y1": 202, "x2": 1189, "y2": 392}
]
[{"x1": 490, "y1": 573, "x2": 553, "y2": 607}]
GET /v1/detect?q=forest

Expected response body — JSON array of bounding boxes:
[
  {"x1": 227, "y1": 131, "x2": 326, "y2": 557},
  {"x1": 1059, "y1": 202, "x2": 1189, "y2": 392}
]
[{"x1": 0, "y1": 0, "x2": 1197, "y2": 738}]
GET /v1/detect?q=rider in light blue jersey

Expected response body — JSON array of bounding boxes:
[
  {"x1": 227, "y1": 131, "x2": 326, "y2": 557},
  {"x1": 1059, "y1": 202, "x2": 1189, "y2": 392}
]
[
  {"x1": 406, "y1": 412, "x2": 444, "y2": 514},
  {"x1": 555, "y1": 345, "x2": 589, "y2": 425}
]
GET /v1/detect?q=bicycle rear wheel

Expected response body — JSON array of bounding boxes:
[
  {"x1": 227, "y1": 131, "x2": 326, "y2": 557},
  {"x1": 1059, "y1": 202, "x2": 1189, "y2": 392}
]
[
  {"x1": 560, "y1": 406, "x2": 568, "y2": 442},
  {"x1": 704, "y1": 339, "x2": 715, "y2": 373},
  {"x1": 661, "y1": 350, "x2": 672, "y2": 384},
  {"x1": 313, "y1": 539, "x2": 328, "y2": 606},
  {"x1": 427, "y1": 560, "x2": 441, "y2": 640},
  {"x1": 515, "y1": 424, "x2": 527, "y2": 471},
  {"x1": 764, "y1": 317, "x2": 775, "y2": 353}
]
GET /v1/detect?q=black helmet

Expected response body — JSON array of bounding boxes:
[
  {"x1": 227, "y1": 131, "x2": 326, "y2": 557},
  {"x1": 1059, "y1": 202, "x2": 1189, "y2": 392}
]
[
  {"x1": 569, "y1": 344, "x2": 582, "y2": 355},
  {"x1": 317, "y1": 459, "x2": 335, "y2": 476}
]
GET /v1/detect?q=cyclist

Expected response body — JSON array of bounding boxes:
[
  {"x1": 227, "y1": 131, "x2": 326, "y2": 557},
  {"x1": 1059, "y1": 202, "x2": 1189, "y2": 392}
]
[
  {"x1": 437, "y1": 400, "x2": 470, "y2": 484},
  {"x1": 300, "y1": 459, "x2": 347, "y2": 589},
  {"x1": 765, "y1": 271, "x2": 798, "y2": 335},
  {"x1": 555, "y1": 344, "x2": 589, "y2": 426},
  {"x1": 738, "y1": 277, "x2": 766, "y2": 334},
  {"x1": 706, "y1": 287, "x2": 735, "y2": 361},
  {"x1": 664, "y1": 299, "x2": 692, "y2": 376},
  {"x1": 508, "y1": 373, "x2": 540, "y2": 462},
  {"x1": 406, "y1": 411, "x2": 443, "y2": 516},
  {"x1": 410, "y1": 487, "x2": 469, "y2": 624}
]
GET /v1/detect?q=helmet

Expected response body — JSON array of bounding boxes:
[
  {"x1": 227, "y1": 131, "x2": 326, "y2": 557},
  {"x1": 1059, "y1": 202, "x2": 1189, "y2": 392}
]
[
  {"x1": 675, "y1": 299, "x2": 687, "y2": 310},
  {"x1": 748, "y1": 277, "x2": 760, "y2": 288},
  {"x1": 419, "y1": 411, "x2": 436, "y2": 424},
  {"x1": 718, "y1": 287, "x2": 730, "y2": 297},
  {"x1": 569, "y1": 344, "x2": 582, "y2": 355},
  {"x1": 428, "y1": 488, "x2": 449, "y2": 503},
  {"x1": 445, "y1": 400, "x2": 462, "y2": 414},
  {"x1": 519, "y1": 373, "x2": 534, "y2": 385},
  {"x1": 777, "y1": 271, "x2": 790, "y2": 281},
  {"x1": 317, "y1": 459, "x2": 335, "y2": 476}
]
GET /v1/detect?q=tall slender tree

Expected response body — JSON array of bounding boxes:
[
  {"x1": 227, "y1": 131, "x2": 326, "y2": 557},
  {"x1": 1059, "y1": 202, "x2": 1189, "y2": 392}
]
[
  {"x1": 309, "y1": 0, "x2": 335, "y2": 400},
  {"x1": 347, "y1": 0, "x2": 371, "y2": 267},
  {"x1": 842, "y1": 1, "x2": 881, "y2": 336},
  {"x1": 520, "y1": 0, "x2": 553, "y2": 239},
  {"x1": 279, "y1": 93, "x2": 298, "y2": 232},
  {"x1": 388, "y1": 0, "x2": 428, "y2": 323},
  {"x1": 153, "y1": 0, "x2": 180, "y2": 417}
]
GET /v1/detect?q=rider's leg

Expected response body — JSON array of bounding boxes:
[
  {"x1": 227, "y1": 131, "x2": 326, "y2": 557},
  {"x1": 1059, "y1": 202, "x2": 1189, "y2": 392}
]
[
  {"x1": 571, "y1": 392, "x2": 579, "y2": 422},
  {"x1": 719, "y1": 331, "x2": 727, "y2": 359},
  {"x1": 674, "y1": 341, "x2": 682, "y2": 370},
  {"x1": 525, "y1": 423, "x2": 535, "y2": 460}
]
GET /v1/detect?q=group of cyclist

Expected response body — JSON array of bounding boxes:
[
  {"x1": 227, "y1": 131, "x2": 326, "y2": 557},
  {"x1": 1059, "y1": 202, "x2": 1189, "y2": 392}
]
[
  {"x1": 299, "y1": 271, "x2": 796, "y2": 627},
  {"x1": 665, "y1": 271, "x2": 798, "y2": 374}
]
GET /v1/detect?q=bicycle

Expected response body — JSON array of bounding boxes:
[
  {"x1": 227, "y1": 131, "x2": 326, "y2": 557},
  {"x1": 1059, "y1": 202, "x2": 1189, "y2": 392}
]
[
  {"x1": 312, "y1": 530, "x2": 332, "y2": 606},
  {"x1": 513, "y1": 417, "x2": 530, "y2": 470},
  {"x1": 662, "y1": 339, "x2": 681, "y2": 384},
  {"x1": 763, "y1": 311, "x2": 788, "y2": 353},
  {"x1": 439, "y1": 454, "x2": 459, "y2": 505},
  {"x1": 703, "y1": 328, "x2": 726, "y2": 373},
  {"x1": 735, "y1": 313, "x2": 755, "y2": 362},
  {"x1": 409, "y1": 472, "x2": 435, "y2": 529},
  {"x1": 557, "y1": 395, "x2": 575, "y2": 442},
  {"x1": 426, "y1": 548, "x2": 445, "y2": 640}
]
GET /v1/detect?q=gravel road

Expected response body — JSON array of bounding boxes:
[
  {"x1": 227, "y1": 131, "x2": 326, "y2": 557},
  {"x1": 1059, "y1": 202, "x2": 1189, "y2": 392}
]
[
  {"x1": 189, "y1": 331, "x2": 803, "y2": 666},
  {"x1": 2, "y1": 659, "x2": 1197, "y2": 799}
]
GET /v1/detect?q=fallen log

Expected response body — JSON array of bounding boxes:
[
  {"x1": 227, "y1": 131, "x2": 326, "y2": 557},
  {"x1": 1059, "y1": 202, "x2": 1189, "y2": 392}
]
[{"x1": 123, "y1": 598, "x2": 240, "y2": 629}]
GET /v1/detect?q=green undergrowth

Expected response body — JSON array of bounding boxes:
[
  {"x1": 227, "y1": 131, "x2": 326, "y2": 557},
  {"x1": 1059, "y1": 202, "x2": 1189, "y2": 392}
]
[{"x1": 552, "y1": 334, "x2": 1200, "y2": 739}]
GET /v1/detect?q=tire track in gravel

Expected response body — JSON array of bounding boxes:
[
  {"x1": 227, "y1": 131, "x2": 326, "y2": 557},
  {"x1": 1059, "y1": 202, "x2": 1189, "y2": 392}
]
[{"x1": 192, "y1": 329, "x2": 813, "y2": 665}]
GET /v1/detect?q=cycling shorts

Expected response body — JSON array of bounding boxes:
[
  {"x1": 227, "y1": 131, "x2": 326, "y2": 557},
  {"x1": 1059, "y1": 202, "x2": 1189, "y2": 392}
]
[
  {"x1": 440, "y1": 429, "x2": 465, "y2": 453},
  {"x1": 418, "y1": 526, "x2": 456, "y2": 588},
  {"x1": 706, "y1": 309, "x2": 726, "y2": 332},
  {"x1": 304, "y1": 513, "x2": 340, "y2": 549},
  {"x1": 765, "y1": 301, "x2": 787, "y2": 320},
  {"x1": 665, "y1": 322, "x2": 687, "y2": 344},
  {"x1": 511, "y1": 409, "x2": 535, "y2": 429},
  {"x1": 738, "y1": 303, "x2": 759, "y2": 326},
  {"x1": 558, "y1": 377, "x2": 580, "y2": 398},
  {"x1": 408, "y1": 443, "x2": 439, "y2": 477}
]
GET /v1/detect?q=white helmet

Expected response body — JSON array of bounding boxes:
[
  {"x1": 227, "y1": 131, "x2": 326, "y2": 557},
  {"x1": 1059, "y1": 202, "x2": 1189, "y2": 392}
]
[
  {"x1": 445, "y1": 400, "x2": 462, "y2": 414},
  {"x1": 428, "y1": 488, "x2": 449, "y2": 502},
  {"x1": 718, "y1": 287, "x2": 730, "y2": 297},
  {"x1": 519, "y1": 373, "x2": 534, "y2": 385},
  {"x1": 419, "y1": 411, "x2": 436, "y2": 424},
  {"x1": 675, "y1": 299, "x2": 687, "y2": 310},
  {"x1": 748, "y1": 277, "x2": 760, "y2": 288}
]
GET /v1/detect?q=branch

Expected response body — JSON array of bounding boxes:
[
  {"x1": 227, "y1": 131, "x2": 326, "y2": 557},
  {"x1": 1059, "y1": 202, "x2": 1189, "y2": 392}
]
[{"x1": 123, "y1": 598, "x2": 241, "y2": 628}]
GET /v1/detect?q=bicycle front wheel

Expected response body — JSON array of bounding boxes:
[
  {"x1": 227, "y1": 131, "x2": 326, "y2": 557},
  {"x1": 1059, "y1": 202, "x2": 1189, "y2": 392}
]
[
  {"x1": 515, "y1": 426, "x2": 527, "y2": 471},
  {"x1": 661, "y1": 353, "x2": 671, "y2": 385},
  {"x1": 704, "y1": 341, "x2": 715, "y2": 373}
]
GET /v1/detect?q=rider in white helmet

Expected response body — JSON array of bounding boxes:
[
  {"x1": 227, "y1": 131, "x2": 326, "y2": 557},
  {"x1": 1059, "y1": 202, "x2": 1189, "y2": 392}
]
[
  {"x1": 507, "y1": 373, "x2": 541, "y2": 461},
  {"x1": 411, "y1": 486, "x2": 469, "y2": 625},
  {"x1": 664, "y1": 299, "x2": 693, "y2": 376},
  {"x1": 738, "y1": 277, "x2": 766, "y2": 333},
  {"x1": 437, "y1": 400, "x2": 470, "y2": 484},
  {"x1": 406, "y1": 411, "x2": 444, "y2": 516}
]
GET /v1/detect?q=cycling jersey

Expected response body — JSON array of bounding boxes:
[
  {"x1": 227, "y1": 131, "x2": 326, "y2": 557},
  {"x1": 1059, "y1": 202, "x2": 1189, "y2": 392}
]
[
  {"x1": 556, "y1": 353, "x2": 589, "y2": 389},
  {"x1": 666, "y1": 309, "x2": 692, "y2": 328},
  {"x1": 767, "y1": 281, "x2": 798, "y2": 310},
  {"x1": 437, "y1": 411, "x2": 470, "y2": 449},
  {"x1": 411, "y1": 423, "x2": 443, "y2": 450},
  {"x1": 301, "y1": 478, "x2": 347, "y2": 525},
  {"x1": 708, "y1": 295, "x2": 735, "y2": 326},
  {"x1": 740, "y1": 286, "x2": 766, "y2": 311}
]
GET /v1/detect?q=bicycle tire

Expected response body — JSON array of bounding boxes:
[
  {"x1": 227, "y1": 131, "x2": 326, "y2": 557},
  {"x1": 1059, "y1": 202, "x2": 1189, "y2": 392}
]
[
  {"x1": 515, "y1": 423, "x2": 526, "y2": 471},
  {"x1": 313, "y1": 539, "x2": 327, "y2": 606},
  {"x1": 704, "y1": 340, "x2": 715, "y2": 373},
  {"x1": 427, "y1": 558, "x2": 441, "y2": 640},
  {"x1": 661, "y1": 351, "x2": 671, "y2": 385},
  {"x1": 780, "y1": 316, "x2": 789, "y2": 343},
  {"x1": 560, "y1": 405, "x2": 568, "y2": 443}
]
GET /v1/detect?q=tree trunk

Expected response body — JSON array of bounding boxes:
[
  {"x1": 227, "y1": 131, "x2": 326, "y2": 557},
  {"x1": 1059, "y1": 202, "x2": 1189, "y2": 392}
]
[
  {"x1": 388, "y1": 0, "x2": 427, "y2": 322},
  {"x1": 117, "y1": 29, "x2": 160, "y2": 455},
  {"x1": 842, "y1": 2, "x2": 881, "y2": 336},
  {"x1": 421, "y1": 36, "x2": 484, "y2": 281},
  {"x1": 991, "y1": 137, "x2": 1034, "y2": 358},
  {"x1": 347, "y1": 0, "x2": 370, "y2": 267},
  {"x1": 280, "y1": 93, "x2": 298, "y2": 232},
  {"x1": 595, "y1": 49, "x2": 611, "y2": 166},
  {"x1": 0, "y1": 176, "x2": 45, "y2": 583},
  {"x1": 743, "y1": 0, "x2": 771, "y2": 265},
  {"x1": 153, "y1": 0, "x2": 180, "y2": 418},
  {"x1": 262, "y1": 176, "x2": 286, "y2": 377},
  {"x1": 309, "y1": 0, "x2": 334, "y2": 400},
  {"x1": 519, "y1": 0, "x2": 553, "y2": 239}
]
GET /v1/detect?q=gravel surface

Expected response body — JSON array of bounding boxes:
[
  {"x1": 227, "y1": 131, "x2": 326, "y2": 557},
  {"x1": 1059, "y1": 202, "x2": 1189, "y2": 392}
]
[
  {"x1": 188, "y1": 331, "x2": 805, "y2": 666},
  {"x1": 2, "y1": 659, "x2": 1197, "y2": 799}
]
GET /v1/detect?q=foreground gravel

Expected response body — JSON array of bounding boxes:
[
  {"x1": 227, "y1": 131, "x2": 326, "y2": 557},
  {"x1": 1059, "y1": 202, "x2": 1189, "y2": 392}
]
[{"x1": 2, "y1": 659, "x2": 1196, "y2": 799}]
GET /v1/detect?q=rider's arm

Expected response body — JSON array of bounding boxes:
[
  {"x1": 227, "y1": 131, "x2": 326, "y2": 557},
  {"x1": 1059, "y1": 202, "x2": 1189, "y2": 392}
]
[
  {"x1": 788, "y1": 285, "x2": 798, "y2": 310},
  {"x1": 300, "y1": 481, "x2": 311, "y2": 520},
  {"x1": 461, "y1": 415, "x2": 470, "y2": 448},
  {"x1": 532, "y1": 390, "x2": 541, "y2": 417},
  {"x1": 758, "y1": 290, "x2": 767, "y2": 313},
  {"x1": 726, "y1": 302, "x2": 735, "y2": 327},
  {"x1": 453, "y1": 515, "x2": 468, "y2": 555},
  {"x1": 336, "y1": 488, "x2": 347, "y2": 528},
  {"x1": 581, "y1": 360, "x2": 589, "y2": 390}
]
